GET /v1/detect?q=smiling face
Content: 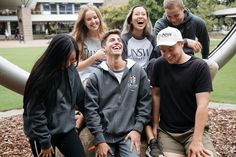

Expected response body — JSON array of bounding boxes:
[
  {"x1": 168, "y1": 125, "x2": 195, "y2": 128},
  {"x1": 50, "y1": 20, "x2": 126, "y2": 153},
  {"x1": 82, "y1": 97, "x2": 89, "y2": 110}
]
[
  {"x1": 165, "y1": 6, "x2": 185, "y2": 26},
  {"x1": 84, "y1": 10, "x2": 100, "y2": 32},
  {"x1": 104, "y1": 34, "x2": 123, "y2": 56},
  {"x1": 131, "y1": 6, "x2": 148, "y2": 32},
  {"x1": 159, "y1": 41, "x2": 184, "y2": 64}
]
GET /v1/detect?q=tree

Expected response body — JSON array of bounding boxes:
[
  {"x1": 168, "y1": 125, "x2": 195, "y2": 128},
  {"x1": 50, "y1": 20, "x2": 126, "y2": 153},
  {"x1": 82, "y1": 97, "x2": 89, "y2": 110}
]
[
  {"x1": 100, "y1": 5, "x2": 128, "y2": 29},
  {"x1": 100, "y1": 0, "x2": 224, "y2": 30},
  {"x1": 195, "y1": 0, "x2": 218, "y2": 30},
  {"x1": 100, "y1": 0, "x2": 163, "y2": 29},
  {"x1": 217, "y1": 0, "x2": 236, "y2": 5},
  {"x1": 128, "y1": 0, "x2": 163, "y2": 25}
]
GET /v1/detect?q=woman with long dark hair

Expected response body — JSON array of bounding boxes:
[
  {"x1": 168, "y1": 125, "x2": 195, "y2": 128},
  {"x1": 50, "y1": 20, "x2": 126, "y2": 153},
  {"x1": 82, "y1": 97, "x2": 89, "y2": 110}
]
[{"x1": 23, "y1": 34, "x2": 86, "y2": 157}]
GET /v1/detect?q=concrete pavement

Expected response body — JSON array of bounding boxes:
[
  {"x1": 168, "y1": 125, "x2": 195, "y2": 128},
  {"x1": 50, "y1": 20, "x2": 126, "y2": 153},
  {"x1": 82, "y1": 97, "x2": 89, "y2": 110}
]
[{"x1": 0, "y1": 39, "x2": 49, "y2": 48}]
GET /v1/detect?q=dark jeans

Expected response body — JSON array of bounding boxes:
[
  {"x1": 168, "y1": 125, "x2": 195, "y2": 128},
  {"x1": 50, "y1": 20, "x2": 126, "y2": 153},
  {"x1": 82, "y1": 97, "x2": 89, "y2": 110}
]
[{"x1": 29, "y1": 129, "x2": 86, "y2": 157}]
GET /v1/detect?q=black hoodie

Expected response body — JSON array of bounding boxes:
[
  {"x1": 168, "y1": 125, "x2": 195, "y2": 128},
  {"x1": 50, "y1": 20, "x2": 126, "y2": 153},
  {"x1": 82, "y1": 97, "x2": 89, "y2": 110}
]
[
  {"x1": 152, "y1": 9, "x2": 209, "y2": 59},
  {"x1": 23, "y1": 65, "x2": 85, "y2": 149}
]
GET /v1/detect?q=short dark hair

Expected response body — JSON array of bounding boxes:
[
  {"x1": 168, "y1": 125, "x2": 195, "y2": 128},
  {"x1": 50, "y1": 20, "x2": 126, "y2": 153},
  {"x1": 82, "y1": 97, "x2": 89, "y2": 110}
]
[{"x1": 101, "y1": 29, "x2": 121, "y2": 46}]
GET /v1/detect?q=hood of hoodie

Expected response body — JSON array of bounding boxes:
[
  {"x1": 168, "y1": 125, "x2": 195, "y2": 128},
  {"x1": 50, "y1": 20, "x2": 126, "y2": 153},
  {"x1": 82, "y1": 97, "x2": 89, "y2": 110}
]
[
  {"x1": 163, "y1": 9, "x2": 193, "y2": 29},
  {"x1": 99, "y1": 59, "x2": 136, "y2": 71}
]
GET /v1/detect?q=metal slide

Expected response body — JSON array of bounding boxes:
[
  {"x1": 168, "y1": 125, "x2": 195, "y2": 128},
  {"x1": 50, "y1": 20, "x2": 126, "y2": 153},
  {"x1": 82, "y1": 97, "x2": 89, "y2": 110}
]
[
  {"x1": 208, "y1": 23, "x2": 236, "y2": 70},
  {"x1": 0, "y1": 24, "x2": 236, "y2": 95},
  {"x1": 0, "y1": 56, "x2": 29, "y2": 95}
]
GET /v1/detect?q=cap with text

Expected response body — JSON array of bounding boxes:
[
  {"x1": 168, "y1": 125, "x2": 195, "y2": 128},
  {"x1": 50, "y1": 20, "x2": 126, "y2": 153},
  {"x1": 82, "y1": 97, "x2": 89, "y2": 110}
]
[{"x1": 157, "y1": 27, "x2": 183, "y2": 46}]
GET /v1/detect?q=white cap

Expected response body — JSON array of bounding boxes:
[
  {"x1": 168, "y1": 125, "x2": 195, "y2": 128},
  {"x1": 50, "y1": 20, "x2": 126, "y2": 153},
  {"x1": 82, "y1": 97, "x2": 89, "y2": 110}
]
[{"x1": 157, "y1": 27, "x2": 183, "y2": 46}]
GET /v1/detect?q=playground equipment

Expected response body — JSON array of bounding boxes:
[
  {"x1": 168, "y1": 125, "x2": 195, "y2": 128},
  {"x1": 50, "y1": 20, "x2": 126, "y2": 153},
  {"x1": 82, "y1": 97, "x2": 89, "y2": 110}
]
[
  {"x1": 209, "y1": 24, "x2": 236, "y2": 70},
  {"x1": 0, "y1": 56, "x2": 29, "y2": 95},
  {"x1": 0, "y1": 24, "x2": 235, "y2": 157},
  {"x1": 1, "y1": 24, "x2": 235, "y2": 95},
  {"x1": 0, "y1": 24, "x2": 236, "y2": 95}
]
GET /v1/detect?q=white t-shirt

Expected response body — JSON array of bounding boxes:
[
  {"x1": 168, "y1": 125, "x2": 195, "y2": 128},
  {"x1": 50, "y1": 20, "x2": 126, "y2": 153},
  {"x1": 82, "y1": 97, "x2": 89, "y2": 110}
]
[{"x1": 127, "y1": 37, "x2": 153, "y2": 68}]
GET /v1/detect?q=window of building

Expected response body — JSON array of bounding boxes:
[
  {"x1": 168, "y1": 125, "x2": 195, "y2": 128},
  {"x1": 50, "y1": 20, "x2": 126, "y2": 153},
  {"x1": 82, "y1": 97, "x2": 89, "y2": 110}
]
[
  {"x1": 50, "y1": 4, "x2": 57, "y2": 14},
  {"x1": 42, "y1": 3, "x2": 51, "y2": 15},
  {"x1": 66, "y1": 3, "x2": 73, "y2": 14},
  {"x1": 74, "y1": 4, "x2": 80, "y2": 14},
  {"x1": 43, "y1": 4, "x2": 50, "y2": 12},
  {"x1": 59, "y1": 4, "x2": 66, "y2": 14}
]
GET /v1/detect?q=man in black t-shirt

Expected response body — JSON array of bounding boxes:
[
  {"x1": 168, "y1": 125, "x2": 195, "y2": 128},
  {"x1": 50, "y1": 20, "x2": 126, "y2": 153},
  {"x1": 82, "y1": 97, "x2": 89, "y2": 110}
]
[
  {"x1": 151, "y1": 27, "x2": 216, "y2": 157},
  {"x1": 151, "y1": 0, "x2": 218, "y2": 80}
]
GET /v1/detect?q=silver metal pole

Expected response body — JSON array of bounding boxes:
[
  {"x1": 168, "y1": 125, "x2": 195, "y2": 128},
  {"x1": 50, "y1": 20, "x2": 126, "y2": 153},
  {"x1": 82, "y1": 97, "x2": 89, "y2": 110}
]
[
  {"x1": 0, "y1": 56, "x2": 29, "y2": 95},
  {"x1": 209, "y1": 24, "x2": 236, "y2": 70}
]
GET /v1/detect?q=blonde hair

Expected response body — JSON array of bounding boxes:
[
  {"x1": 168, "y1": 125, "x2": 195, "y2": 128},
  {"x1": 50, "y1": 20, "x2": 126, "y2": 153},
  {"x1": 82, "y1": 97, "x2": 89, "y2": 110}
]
[
  {"x1": 71, "y1": 4, "x2": 106, "y2": 60},
  {"x1": 163, "y1": 0, "x2": 185, "y2": 9},
  {"x1": 121, "y1": 5, "x2": 152, "y2": 36}
]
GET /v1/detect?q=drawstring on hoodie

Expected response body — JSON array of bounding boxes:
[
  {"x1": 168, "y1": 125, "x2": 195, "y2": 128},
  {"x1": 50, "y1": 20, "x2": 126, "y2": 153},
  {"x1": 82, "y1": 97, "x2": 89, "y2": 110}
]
[{"x1": 34, "y1": 140, "x2": 40, "y2": 157}]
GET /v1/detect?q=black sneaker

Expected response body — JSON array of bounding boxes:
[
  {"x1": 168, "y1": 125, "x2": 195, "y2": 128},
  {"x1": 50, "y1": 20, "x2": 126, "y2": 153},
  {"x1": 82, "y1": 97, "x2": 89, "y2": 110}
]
[{"x1": 146, "y1": 139, "x2": 164, "y2": 157}]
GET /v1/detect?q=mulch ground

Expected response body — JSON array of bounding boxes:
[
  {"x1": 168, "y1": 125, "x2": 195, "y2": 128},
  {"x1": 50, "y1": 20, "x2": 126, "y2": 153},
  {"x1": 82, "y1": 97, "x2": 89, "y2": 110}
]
[{"x1": 0, "y1": 108, "x2": 235, "y2": 157}]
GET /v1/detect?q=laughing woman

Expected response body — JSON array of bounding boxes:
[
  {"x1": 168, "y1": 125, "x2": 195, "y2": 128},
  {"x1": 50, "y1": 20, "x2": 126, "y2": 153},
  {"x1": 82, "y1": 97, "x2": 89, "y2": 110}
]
[
  {"x1": 121, "y1": 5, "x2": 157, "y2": 69},
  {"x1": 121, "y1": 5, "x2": 163, "y2": 157}
]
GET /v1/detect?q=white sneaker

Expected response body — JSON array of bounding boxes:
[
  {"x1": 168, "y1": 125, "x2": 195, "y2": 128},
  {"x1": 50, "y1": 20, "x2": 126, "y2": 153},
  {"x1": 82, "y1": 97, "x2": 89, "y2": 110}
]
[{"x1": 145, "y1": 145, "x2": 152, "y2": 157}]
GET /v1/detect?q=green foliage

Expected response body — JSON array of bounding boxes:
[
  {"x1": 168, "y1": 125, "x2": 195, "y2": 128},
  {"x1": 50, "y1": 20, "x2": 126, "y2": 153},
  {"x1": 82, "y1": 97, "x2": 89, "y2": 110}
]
[
  {"x1": 183, "y1": 0, "x2": 198, "y2": 12},
  {"x1": 229, "y1": 1, "x2": 236, "y2": 7},
  {"x1": 196, "y1": 1, "x2": 218, "y2": 31},
  {"x1": 128, "y1": 0, "x2": 163, "y2": 25},
  {"x1": 100, "y1": 0, "x2": 164, "y2": 29},
  {"x1": 100, "y1": 5, "x2": 128, "y2": 29},
  {"x1": 100, "y1": 0, "x2": 234, "y2": 31},
  {"x1": 182, "y1": 0, "x2": 236, "y2": 30}
]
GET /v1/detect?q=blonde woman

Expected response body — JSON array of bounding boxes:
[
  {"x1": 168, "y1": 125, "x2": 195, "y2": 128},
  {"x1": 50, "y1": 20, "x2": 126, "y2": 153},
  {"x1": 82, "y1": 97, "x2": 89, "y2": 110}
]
[
  {"x1": 72, "y1": 3, "x2": 107, "y2": 82},
  {"x1": 71, "y1": 4, "x2": 107, "y2": 137}
]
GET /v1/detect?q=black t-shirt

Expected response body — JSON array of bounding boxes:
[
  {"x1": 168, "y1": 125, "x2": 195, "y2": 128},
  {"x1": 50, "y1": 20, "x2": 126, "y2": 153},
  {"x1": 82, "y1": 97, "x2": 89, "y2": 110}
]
[{"x1": 150, "y1": 56, "x2": 212, "y2": 133}]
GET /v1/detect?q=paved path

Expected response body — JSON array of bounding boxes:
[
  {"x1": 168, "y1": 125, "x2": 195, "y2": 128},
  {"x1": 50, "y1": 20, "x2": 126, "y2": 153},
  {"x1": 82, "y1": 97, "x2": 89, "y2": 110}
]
[
  {"x1": 0, "y1": 109, "x2": 23, "y2": 118},
  {"x1": 209, "y1": 102, "x2": 236, "y2": 110},
  {"x1": 0, "y1": 102, "x2": 235, "y2": 119},
  {"x1": 0, "y1": 39, "x2": 49, "y2": 48}
]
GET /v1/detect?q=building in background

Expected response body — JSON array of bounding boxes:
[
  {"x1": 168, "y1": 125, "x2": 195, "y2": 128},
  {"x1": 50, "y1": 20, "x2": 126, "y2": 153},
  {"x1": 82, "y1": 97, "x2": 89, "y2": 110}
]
[
  {"x1": 0, "y1": 0, "x2": 104, "y2": 41},
  {"x1": 103, "y1": 0, "x2": 128, "y2": 6},
  {"x1": 212, "y1": 7, "x2": 236, "y2": 34}
]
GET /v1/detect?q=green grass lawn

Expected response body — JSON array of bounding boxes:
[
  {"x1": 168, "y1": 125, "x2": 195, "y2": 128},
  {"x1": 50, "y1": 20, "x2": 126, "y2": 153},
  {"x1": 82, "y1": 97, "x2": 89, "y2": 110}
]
[
  {"x1": 211, "y1": 56, "x2": 236, "y2": 103},
  {"x1": 208, "y1": 39, "x2": 236, "y2": 103},
  {"x1": 0, "y1": 47, "x2": 45, "y2": 111},
  {"x1": 0, "y1": 39, "x2": 235, "y2": 111}
]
